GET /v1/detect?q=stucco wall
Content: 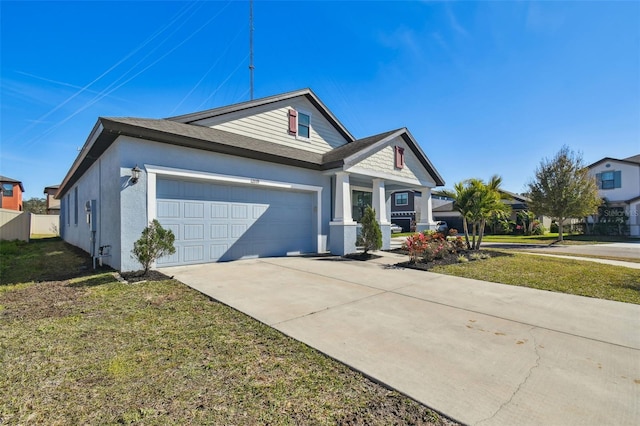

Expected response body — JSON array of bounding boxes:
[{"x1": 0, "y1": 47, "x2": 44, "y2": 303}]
[
  {"x1": 59, "y1": 142, "x2": 122, "y2": 269},
  {"x1": 116, "y1": 136, "x2": 333, "y2": 271},
  {"x1": 589, "y1": 161, "x2": 640, "y2": 202}
]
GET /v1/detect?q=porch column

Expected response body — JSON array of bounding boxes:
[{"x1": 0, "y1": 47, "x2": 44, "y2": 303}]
[
  {"x1": 416, "y1": 186, "x2": 436, "y2": 232},
  {"x1": 372, "y1": 178, "x2": 390, "y2": 250},
  {"x1": 333, "y1": 171, "x2": 354, "y2": 223},
  {"x1": 330, "y1": 172, "x2": 357, "y2": 255}
]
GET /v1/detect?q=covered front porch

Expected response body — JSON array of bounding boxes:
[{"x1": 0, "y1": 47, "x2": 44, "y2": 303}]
[{"x1": 328, "y1": 170, "x2": 437, "y2": 255}]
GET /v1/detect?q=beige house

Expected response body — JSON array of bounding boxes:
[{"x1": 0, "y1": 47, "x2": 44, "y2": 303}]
[{"x1": 44, "y1": 185, "x2": 60, "y2": 215}]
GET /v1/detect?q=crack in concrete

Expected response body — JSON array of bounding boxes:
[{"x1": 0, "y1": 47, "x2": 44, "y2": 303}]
[{"x1": 475, "y1": 327, "x2": 542, "y2": 426}]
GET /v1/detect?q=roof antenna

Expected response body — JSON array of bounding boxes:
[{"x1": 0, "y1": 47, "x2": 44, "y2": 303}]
[{"x1": 249, "y1": 0, "x2": 254, "y2": 100}]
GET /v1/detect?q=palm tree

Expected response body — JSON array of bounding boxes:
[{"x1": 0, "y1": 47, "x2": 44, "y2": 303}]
[{"x1": 442, "y1": 175, "x2": 510, "y2": 250}]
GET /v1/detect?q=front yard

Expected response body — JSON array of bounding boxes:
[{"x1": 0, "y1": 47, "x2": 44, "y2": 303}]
[
  {"x1": 0, "y1": 239, "x2": 451, "y2": 425},
  {"x1": 431, "y1": 252, "x2": 640, "y2": 304}
]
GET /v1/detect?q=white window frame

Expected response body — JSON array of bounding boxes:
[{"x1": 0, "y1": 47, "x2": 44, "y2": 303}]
[
  {"x1": 296, "y1": 110, "x2": 312, "y2": 140},
  {"x1": 395, "y1": 192, "x2": 409, "y2": 206}
]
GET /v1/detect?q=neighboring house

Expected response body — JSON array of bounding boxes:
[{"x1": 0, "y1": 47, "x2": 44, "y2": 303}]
[
  {"x1": 56, "y1": 88, "x2": 445, "y2": 271},
  {"x1": 0, "y1": 175, "x2": 24, "y2": 211},
  {"x1": 394, "y1": 189, "x2": 545, "y2": 233},
  {"x1": 44, "y1": 185, "x2": 61, "y2": 215},
  {"x1": 587, "y1": 154, "x2": 640, "y2": 237},
  {"x1": 389, "y1": 189, "x2": 418, "y2": 232}
]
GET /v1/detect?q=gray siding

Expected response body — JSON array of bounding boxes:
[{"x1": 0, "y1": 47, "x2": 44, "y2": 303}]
[{"x1": 192, "y1": 97, "x2": 349, "y2": 155}]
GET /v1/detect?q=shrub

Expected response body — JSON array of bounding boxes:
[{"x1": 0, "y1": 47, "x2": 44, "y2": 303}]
[
  {"x1": 531, "y1": 221, "x2": 546, "y2": 235},
  {"x1": 480, "y1": 253, "x2": 491, "y2": 259},
  {"x1": 457, "y1": 255, "x2": 469, "y2": 263},
  {"x1": 448, "y1": 228, "x2": 458, "y2": 236},
  {"x1": 132, "y1": 219, "x2": 176, "y2": 274},
  {"x1": 550, "y1": 222, "x2": 559, "y2": 233},
  {"x1": 357, "y1": 206, "x2": 382, "y2": 254},
  {"x1": 403, "y1": 233, "x2": 429, "y2": 263},
  {"x1": 469, "y1": 253, "x2": 482, "y2": 261}
]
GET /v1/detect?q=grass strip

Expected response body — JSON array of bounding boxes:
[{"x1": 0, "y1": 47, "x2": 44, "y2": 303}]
[{"x1": 431, "y1": 252, "x2": 640, "y2": 304}]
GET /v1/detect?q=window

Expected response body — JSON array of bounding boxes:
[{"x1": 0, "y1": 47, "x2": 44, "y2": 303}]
[
  {"x1": 66, "y1": 195, "x2": 71, "y2": 226},
  {"x1": 298, "y1": 112, "x2": 310, "y2": 138},
  {"x1": 395, "y1": 192, "x2": 408, "y2": 206},
  {"x1": 288, "y1": 109, "x2": 311, "y2": 139},
  {"x1": 352, "y1": 190, "x2": 372, "y2": 222},
  {"x1": 74, "y1": 187, "x2": 78, "y2": 225},
  {"x1": 1, "y1": 183, "x2": 13, "y2": 197},
  {"x1": 599, "y1": 171, "x2": 621, "y2": 190}
]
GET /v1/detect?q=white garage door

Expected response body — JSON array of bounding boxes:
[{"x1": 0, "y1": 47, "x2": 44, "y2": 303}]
[{"x1": 155, "y1": 178, "x2": 315, "y2": 266}]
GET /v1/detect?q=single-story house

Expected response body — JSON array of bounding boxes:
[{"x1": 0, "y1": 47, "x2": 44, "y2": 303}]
[
  {"x1": 0, "y1": 175, "x2": 24, "y2": 211},
  {"x1": 56, "y1": 89, "x2": 444, "y2": 271}
]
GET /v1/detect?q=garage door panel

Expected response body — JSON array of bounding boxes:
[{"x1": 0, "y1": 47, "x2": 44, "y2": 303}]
[
  {"x1": 184, "y1": 202, "x2": 204, "y2": 218},
  {"x1": 156, "y1": 178, "x2": 314, "y2": 266},
  {"x1": 183, "y1": 245, "x2": 204, "y2": 262},
  {"x1": 184, "y1": 224, "x2": 204, "y2": 240},
  {"x1": 211, "y1": 203, "x2": 228, "y2": 218},
  {"x1": 157, "y1": 201, "x2": 180, "y2": 218},
  {"x1": 210, "y1": 224, "x2": 228, "y2": 239}
]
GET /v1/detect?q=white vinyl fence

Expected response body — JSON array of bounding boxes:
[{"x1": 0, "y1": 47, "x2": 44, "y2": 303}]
[
  {"x1": 0, "y1": 209, "x2": 30, "y2": 241},
  {"x1": 0, "y1": 210, "x2": 60, "y2": 241},
  {"x1": 30, "y1": 214, "x2": 60, "y2": 236}
]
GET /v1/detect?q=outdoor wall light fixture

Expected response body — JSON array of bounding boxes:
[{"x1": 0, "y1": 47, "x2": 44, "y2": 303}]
[{"x1": 131, "y1": 165, "x2": 141, "y2": 184}]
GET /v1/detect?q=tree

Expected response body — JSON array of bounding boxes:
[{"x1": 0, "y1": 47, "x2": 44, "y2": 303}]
[
  {"x1": 23, "y1": 197, "x2": 47, "y2": 214},
  {"x1": 526, "y1": 146, "x2": 601, "y2": 242},
  {"x1": 442, "y1": 175, "x2": 510, "y2": 250},
  {"x1": 132, "y1": 219, "x2": 176, "y2": 274},
  {"x1": 357, "y1": 206, "x2": 382, "y2": 254}
]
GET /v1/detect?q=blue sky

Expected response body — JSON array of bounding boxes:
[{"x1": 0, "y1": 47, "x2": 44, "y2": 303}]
[{"x1": 1, "y1": 0, "x2": 639, "y2": 200}]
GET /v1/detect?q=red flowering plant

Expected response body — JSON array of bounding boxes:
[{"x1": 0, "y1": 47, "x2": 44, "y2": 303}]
[{"x1": 403, "y1": 232, "x2": 429, "y2": 263}]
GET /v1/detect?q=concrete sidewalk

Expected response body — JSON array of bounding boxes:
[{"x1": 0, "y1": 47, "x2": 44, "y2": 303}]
[{"x1": 163, "y1": 252, "x2": 640, "y2": 426}]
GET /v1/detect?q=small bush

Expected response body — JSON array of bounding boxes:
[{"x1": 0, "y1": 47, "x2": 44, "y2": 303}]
[
  {"x1": 132, "y1": 219, "x2": 176, "y2": 274},
  {"x1": 480, "y1": 253, "x2": 491, "y2": 260},
  {"x1": 550, "y1": 222, "x2": 559, "y2": 233},
  {"x1": 469, "y1": 253, "x2": 482, "y2": 261},
  {"x1": 357, "y1": 206, "x2": 382, "y2": 254},
  {"x1": 457, "y1": 255, "x2": 469, "y2": 263},
  {"x1": 531, "y1": 221, "x2": 546, "y2": 235}
]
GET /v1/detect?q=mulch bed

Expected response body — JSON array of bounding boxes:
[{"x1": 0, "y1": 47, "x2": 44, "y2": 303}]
[
  {"x1": 343, "y1": 252, "x2": 383, "y2": 261},
  {"x1": 120, "y1": 269, "x2": 174, "y2": 283},
  {"x1": 393, "y1": 250, "x2": 511, "y2": 271}
]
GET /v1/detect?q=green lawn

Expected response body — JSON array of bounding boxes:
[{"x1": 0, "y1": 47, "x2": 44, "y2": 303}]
[
  {"x1": 0, "y1": 239, "x2": 449, "y2": 425},
  {"x1": 431, "y1": 252, "x2": 640, "y2": 304},
  {"x1": 481, "y1": 233, "x2": 632, "y2": 245}
]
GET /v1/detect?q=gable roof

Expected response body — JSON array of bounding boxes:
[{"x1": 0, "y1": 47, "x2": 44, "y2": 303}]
[
  {"x1": 624, "y1": 154, "x2": 640, "y2": 164},
  {"x1": 587, "y1": 155, "x2": 640, "y2": 168},
  {"x1": 57, "y1": 90, "x2": 445, "y2": 197},
  {"x1": 167, "y1": 88, "x2": 355, "y2": 143},
  {"x1": 324, "y1": 128, "x2": 445, "y2": 186},
  {"x1": 0, "y1": 175, "x2": 25, "y2": 191}
]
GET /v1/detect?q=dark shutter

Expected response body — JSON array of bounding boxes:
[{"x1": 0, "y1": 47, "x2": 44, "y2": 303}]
[
  {"x1": 395, "y1": 146, "x2": 405, "y2": 169},
  {"x1": 288, "y1": 109, "x2": 297, "y2": 135},
  {"x1": 614, "y1": 171, "x2": 622, "y2": 188},
  {"x1": 595, "y1": 173, "x2": 601, "y2": 189}
]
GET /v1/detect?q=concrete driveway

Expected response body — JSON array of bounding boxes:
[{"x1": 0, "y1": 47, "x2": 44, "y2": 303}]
[{"x1": 162, "y1": 252, "x2": 640, "y2": 426}]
